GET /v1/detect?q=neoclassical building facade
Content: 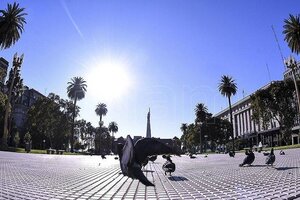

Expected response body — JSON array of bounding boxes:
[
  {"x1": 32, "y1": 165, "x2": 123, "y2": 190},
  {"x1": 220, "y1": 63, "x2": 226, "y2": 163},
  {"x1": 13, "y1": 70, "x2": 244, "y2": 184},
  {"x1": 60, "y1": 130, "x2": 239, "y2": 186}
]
[{"x1": 214, "y1": 80, "x2": 300, "y2": 147}]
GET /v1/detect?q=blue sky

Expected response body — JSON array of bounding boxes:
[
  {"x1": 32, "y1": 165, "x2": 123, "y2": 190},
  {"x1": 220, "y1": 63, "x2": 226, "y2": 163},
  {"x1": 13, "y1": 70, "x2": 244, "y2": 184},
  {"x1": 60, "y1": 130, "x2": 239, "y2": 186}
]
[{"x1": 1, "y1": 0, "x2": 299, "y2": 139}]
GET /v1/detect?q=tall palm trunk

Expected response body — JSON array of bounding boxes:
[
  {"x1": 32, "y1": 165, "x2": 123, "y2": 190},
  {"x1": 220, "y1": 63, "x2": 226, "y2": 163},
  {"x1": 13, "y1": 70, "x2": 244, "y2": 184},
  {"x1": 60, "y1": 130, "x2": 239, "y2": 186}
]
[
  {"x1": 228, "y1": 96, "x2": 235, "y2": 152},
  {"x1": 70, "y1": 97, "x2": 77, "y2": 153},
  {"x1": 99, "y1": 115, "x2": 102, "y2": 154}
]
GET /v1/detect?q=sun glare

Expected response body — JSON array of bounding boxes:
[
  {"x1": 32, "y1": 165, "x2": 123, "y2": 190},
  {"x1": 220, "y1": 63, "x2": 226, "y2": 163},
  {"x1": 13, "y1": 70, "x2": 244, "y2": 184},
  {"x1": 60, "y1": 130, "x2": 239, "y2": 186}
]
[{"x1": 86, "y1": 59, "x2": 132, "y2": 101}]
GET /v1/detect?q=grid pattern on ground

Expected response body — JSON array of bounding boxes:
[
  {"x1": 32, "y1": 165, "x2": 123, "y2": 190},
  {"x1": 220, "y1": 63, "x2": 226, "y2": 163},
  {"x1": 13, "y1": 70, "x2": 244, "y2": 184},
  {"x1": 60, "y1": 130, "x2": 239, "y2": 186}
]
[{"x1": 0, "y1": 149, "x2": 300, "y2": 199}]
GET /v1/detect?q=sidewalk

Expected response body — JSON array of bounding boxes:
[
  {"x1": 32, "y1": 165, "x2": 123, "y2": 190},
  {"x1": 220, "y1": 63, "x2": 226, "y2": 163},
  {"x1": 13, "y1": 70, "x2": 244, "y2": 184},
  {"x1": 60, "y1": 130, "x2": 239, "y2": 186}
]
[{"x1": 0, "y1": 148, "x2": 300, "y2": 199}]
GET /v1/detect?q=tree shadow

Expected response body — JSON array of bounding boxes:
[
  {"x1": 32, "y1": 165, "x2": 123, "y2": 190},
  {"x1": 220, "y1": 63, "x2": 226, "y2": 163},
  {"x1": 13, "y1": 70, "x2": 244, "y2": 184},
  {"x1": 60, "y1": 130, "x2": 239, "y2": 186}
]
[
  {"x1": 275, "y1": 167, "x2": 299, "y2": 171},
  {"x1": 143, "y1": 170, "x2": 154, "y2": 173},
  {"x1": 168, "y1": 176, "x2": 188, "y2": 181}
]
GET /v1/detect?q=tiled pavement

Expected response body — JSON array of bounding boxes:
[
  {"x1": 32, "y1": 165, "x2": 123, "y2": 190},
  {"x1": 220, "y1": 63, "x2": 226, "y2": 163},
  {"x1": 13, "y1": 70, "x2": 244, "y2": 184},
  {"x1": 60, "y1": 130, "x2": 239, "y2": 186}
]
[{"x1": 0, "y1": 148, "x2": 300, "y2": 200}]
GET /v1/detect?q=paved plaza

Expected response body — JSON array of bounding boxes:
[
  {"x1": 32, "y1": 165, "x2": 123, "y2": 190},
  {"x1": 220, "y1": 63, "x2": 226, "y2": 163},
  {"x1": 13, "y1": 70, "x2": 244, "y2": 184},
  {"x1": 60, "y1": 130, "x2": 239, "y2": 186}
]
[{"x1": 0, "y1": 148, "x2": 300, "y2": 200}]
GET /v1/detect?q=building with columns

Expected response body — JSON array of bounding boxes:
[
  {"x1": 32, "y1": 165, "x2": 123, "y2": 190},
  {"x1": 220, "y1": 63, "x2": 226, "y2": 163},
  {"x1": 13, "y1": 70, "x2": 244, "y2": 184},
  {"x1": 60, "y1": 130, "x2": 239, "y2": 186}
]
[{"x1": 214, "y1": 80, "x2": 300, "y2": 147}]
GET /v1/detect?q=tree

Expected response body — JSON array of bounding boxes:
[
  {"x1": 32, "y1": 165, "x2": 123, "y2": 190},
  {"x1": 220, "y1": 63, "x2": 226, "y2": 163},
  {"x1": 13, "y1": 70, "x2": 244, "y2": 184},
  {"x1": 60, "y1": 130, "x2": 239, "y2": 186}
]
[
  {"x1": 26, "y1": 94, "x2": 71, "y2": 149},
  {"x1": 180, "y1": 123, "x2": 188, "y2": 150},
  {"x1": 194, "y1": 103, "x2": 211, "y2": 153},
  {"x1": 95, "y1": 103, "x2": 108, "y2": 125},
  {"x1": 13, "y1": 130, "x2": 20, "y2": 148},
  {"x1": 0, "y1": 2, "x2": 27, "y2": 49},
  {"x1": 23, "y1": 132, "x2": 31, "y2": 143},
  {"x1": 95, "y1": 103, "x2": 107, "y2": 154},
  {"x1": 251, "y1": 81, "x2": 298, "y2": 145},
  {"x1": 67, "y1": 77, "x2": 87, "y2": 153},
  {"x1": 194, "y1": 103, "x2": 209, "y2": 123},
  {"x1": 218, "y1": 75, "x2": 237, "y2": 152},
  {"x1": 250, "y1": 89, "x2": 273, "y2": 130},
  {"x1": 108, "y1": 121, "x2": 118, "y2": 153},
  {"x1": 283, "y1": 14, "x2": 300, "y2": 54},
  {"x1": 86, "y1": 122, "x2": 95, "y2": 151},
  {"x1": 94, "y1": 125, "x2": 111, "y2": 154},
  {"x1": 108, "y1": 121, "x2": 118, "y2": 138}
]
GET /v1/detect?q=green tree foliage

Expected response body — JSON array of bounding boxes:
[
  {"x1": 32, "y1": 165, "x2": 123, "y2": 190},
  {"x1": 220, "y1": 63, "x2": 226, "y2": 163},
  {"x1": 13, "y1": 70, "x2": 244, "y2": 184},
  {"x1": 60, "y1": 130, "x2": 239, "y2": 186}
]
[
  {"x1": 250, "y1": 89, "x2": 273, "y2": 130},
  {"x1": 180, "y1": 103, "x2": 232, "y2": 152},
  {"x1": 13, "y1": 130, "x2": 20, "y2": 147},
  {"x1": 23, "y1": 132, "x2": 31, "y2": 143},
  {"x1": 94, "y1": 126, "x2": 111, "y2": 154},
  {"x1": 0, "y1": 2, "x2": 27, "y2": 49},
  {"x1": 195, "y1": 103, "x2": 211, "y2": 123},
  {"x1": 26, "y1": 94, "x2": 71, "y2": 149},
  {"x1": 251, "y1": 81, "x2": 298, "y2": 145},
  {"x1": 85, "y1": 122, "x2": 95, "y2": 150}
]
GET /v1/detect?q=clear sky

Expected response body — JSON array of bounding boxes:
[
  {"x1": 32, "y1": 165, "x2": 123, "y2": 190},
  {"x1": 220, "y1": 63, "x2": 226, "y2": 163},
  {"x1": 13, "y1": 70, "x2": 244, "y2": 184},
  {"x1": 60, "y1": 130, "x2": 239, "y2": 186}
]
[{"x1": 1, "y1": 0, "x2": 299, "y2": 139}]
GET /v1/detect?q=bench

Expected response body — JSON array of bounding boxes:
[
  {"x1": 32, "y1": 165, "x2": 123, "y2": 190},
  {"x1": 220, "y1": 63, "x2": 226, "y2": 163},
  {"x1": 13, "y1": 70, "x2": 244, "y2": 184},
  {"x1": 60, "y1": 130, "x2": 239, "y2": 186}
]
[
  {"x1": 56, "y1": 150, "x2": 64, "y2": 155},
  {"x1": 46, "y1": 149, "x2": 56, "y2": 154}
]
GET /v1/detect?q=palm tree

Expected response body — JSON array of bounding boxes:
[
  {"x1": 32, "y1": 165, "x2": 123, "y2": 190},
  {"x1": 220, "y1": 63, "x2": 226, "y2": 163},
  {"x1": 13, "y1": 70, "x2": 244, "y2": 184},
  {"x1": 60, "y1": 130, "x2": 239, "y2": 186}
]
[
  {"x1": 95, "y1": 103, "x2": 107, "y2": 154},
  {"x1": 283, "y1": 14, "x2": 300, "y2": 54},
  {"x1": 67, "y1": 77, "x2": 87, "y2": 153},
  {"x1": 108, "y1": 121, "x2": 118, "y2": 153},
  {"x1": 0, "y1": 2, "x2": 27, "y2": 49},
  {"x1": 95, "y1": 103, "x2": 108, "y2": 125},
  {"x1": 108, "y1": 121, "x2": 118, "y2": 138},
  {"x1": 180, "y1": 123, "x2": 188, "y2": 152},
  {"x1": 194, "y1": 103, "x2": 209, "y2": 153},
  {"x1": 218, "y1": 75, "x2": 237, "y2": 152},
  {"x1": 194, "y1": 103, "x2": 208, "y2": 123},
  {"x1": 180, "y1": 123, "x2": 188, "y2": 135}
]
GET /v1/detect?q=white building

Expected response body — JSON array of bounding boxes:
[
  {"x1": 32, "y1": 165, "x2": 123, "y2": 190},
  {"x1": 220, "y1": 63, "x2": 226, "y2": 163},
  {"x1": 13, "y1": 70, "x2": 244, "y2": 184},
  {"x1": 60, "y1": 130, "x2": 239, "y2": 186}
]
[{"x1": 214, "y1": 81, "x2": 300, "y2": 147}]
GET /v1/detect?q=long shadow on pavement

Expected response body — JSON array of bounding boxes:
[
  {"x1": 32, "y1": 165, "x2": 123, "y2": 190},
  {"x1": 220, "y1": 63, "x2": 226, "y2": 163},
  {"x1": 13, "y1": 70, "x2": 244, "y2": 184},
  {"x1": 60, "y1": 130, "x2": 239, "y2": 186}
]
[
  {"x1": 168, "y1": 176, "x2": 188, "y2": 181},
  {"x1": 275, "y1": 167, "x2": 299, "y2": 171}
]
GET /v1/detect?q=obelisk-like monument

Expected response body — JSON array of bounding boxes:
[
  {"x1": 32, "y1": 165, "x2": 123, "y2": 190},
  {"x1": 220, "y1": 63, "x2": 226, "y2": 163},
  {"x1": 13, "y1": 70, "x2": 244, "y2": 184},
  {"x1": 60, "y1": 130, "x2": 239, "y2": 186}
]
[{"x1": 146, "y1": 108, "x2": 151, "y2": 138}]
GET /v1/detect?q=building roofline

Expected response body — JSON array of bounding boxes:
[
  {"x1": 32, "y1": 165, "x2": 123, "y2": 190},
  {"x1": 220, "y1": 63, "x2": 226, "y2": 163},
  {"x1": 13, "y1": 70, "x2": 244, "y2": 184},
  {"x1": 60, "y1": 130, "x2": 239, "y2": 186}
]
[
  {"x1": 214, "y1": 81, "x2": 278, "y2": 117},
  {"x1": 0, "y1": 57, "x2": 9, "y2": 66}
]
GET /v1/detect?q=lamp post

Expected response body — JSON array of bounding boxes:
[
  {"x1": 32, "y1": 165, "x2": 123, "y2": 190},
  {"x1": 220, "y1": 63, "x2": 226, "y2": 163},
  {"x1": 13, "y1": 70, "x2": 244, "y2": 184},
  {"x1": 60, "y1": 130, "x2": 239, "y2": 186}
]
[
  {"x1": 43, "y1": 140, "x2": 45, "y2": 150},
  {"x1": 1, "y1": 53, "x2": 24, "y2": 150},
  {"x1": 285, "y1": 56, "x2": 300, "y2": 114}
]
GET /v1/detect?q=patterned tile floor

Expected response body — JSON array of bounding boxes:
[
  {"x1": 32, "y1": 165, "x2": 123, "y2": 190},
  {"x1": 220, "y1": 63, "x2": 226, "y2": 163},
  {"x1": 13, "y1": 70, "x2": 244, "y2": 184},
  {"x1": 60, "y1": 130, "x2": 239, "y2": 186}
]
[{"x1": 0, "y1": 148, "x2": 300, "y2": 199}]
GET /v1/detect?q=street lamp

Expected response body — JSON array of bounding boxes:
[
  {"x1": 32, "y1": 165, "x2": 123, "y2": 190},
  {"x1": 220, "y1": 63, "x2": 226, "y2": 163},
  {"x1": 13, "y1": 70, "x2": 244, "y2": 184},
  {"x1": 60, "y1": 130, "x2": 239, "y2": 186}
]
[
  {"x1": 43, "y1": 140, "x2": 46, "y2": 150},
  {"x1": 285, "y1": 56, "x2": 300, "y2": 114},
  {"x1": 1, "y1": 53, "x2": 24, "y2": 149},
  {"x1": 285, "y1": 56, "x2": 300, "y2": 144}
]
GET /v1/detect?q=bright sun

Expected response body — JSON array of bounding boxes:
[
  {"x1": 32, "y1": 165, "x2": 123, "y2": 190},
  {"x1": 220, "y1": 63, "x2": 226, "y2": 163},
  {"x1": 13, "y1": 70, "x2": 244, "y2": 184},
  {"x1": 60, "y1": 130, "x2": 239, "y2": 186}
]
[{"x1": 85, "y1": 58, "x2": 132, "y2": 101}]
